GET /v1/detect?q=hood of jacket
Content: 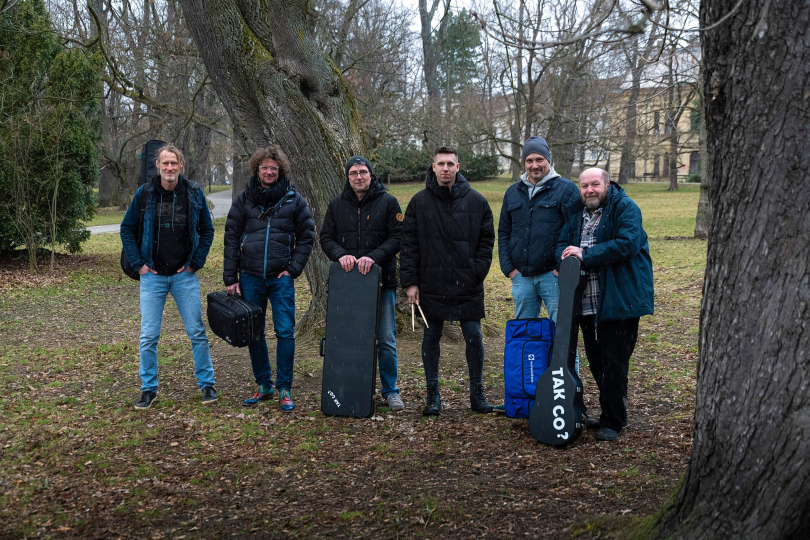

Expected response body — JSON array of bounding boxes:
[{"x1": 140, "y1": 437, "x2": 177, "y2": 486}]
[
  {"x1": 520, "y1": 166, "x2": 561, "y2": 198},
  {"x1": 425, "y1": 167, "x2": 471, "y2": 201}
]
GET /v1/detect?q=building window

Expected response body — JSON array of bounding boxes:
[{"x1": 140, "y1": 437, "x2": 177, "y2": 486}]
[
  {"x1": 653, "y1": 111, "x2": 660, "y2": 135},
  {"x1": 690, "y1": 109, "x2": 700, "y2": 132},
  {"x1": 663, "y1": 153, "x2": 670, "y2": 177},
  {"x1": 689, "y1": 152, "x2": 700, "y2": 175},
  {"x1": 653, "y1": 154, "x2": 660, "y2": 177}
]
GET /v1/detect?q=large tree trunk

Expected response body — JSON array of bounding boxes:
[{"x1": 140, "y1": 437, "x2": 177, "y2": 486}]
[
  {"x1": 653, "y1": 0, "x2": 810, "y2": 537},
  {"x1": 179, "y1": 0, "x2": 365, "y2": 332}
]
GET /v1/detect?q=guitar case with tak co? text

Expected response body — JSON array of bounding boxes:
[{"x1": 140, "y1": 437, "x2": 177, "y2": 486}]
[
  {"x1": 528, "y1": 256, "x2": 587, "y2": 445},
  {"x1": 319, "y1": 262, "x2": 381, "y2": 418}
]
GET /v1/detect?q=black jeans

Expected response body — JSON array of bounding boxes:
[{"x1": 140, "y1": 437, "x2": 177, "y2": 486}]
[
  {"x1": 421, "y1": 319, "x2": 485, "y2": 389},
  {"x1": 580, "y1": 316, "x2": 640, "y2": 432}
]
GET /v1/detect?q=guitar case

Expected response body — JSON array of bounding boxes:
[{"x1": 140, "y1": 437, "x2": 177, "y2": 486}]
[
  {"x1": 319, "y1": 262, "x2": 381, "y2": 418},
  {"x1": 528, "y1": 257, "x2": 587, "y2": 445}
]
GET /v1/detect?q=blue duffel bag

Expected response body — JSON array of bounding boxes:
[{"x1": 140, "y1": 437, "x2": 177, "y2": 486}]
[{"x1": 503, "y1": 318, "x2": 555, "y2": 418}]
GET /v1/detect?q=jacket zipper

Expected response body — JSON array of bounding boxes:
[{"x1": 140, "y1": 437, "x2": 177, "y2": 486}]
[{"x1": 263, "y1": 207, "x2": 270, "y2": 279}]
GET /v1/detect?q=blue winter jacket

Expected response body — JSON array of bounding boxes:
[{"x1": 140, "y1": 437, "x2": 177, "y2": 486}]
[
  {"x1": 555, "y1": 182, "x2": 654, "y2": 324},
  {"x1": 120, "y1": 176, "x2": 214, "y2": 272},
  {"x1": 498, "y1": 175, "x2": 580, "y2": 276}
]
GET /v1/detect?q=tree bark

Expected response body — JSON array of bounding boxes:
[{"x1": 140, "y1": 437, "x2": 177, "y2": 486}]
[
  {"x1": 618, "y1": 40, "x2": 641, "y2": 185},
  {"x1": 694, "y1": 66, "x2": 711, "y2": 239},
  {"x1": 653, "y1": 0, "x2": 810, "y2": 537},
  {"x1": 418, "y1": 0, "x2": 450, "y2": 148},
  {"x1": 180, "y1": 0, "x2": 365, "y2": 332}
]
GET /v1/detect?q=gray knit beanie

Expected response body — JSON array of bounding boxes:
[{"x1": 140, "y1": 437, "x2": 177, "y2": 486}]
[
  {"x1": 521, "y1": 136, "x2": 551, "y2": 162},
  {"x1": 345, "y1": 155, "x2": 373, "y2": 179}
]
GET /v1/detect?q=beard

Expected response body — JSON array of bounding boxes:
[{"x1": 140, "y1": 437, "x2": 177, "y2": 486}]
[{"x1": 583, "y1": 191, "x2": 606, "y2": 211}]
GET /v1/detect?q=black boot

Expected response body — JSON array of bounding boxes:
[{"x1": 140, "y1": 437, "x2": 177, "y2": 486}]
[
  {"x1": 423, "y1": 384, "x2": 442, "y2": 416},
  {"x1": 470, "y1": 384, "x2": 494, "y2": 413}
]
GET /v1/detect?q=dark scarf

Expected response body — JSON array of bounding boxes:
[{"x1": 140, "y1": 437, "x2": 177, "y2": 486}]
[{"x1": 262, "y1": 177, "x2": 291, "y2": 207}]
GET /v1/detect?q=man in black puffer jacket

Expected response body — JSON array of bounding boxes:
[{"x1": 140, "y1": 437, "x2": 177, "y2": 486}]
[
  {"x1": 400, "y1": 145, "x2": 496, "y2": 416},
  {"x1": 223, "y1": 145, "x2": 315, "y2": 412},
  {"x1": 320, "y1": 156, "x2": 404, "y2": 411}
]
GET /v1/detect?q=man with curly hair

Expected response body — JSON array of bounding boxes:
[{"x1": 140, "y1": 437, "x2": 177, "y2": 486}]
[{"x1": 223, "y1": 145, "x2": 315, "y2": 412}]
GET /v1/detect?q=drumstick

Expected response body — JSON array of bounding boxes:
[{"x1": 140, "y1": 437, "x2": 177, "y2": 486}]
[
  {"x1": 411, "y1": 303, "x2": 415, "y2": 332},
  {"x1": 416, "y1": 302, "x2": 429, "y2": 328}
]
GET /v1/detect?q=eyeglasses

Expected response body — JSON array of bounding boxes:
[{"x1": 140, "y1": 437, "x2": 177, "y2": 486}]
[
  {"x1": 348, "y1": 170, "x2": 370, "y2": 178},
  {"x1": 259, "y1": 166, "x2": 279, "y2": 172}
]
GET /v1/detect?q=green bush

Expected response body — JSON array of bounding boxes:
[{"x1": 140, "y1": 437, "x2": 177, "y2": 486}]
[
  {"x1": 686, "y1": 174, "x2": 701, "y2": 183},
  {"x1": 373, "y1": 144, "x2": 499, "y2": 184},
  {"x1": 0, "y1": 0, "x2": 100, "y2": 260}
]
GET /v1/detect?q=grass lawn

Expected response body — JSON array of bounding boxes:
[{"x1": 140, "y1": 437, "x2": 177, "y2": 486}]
[{"x1": 0, "y1": 180, "x2": 703, "y2": 538}]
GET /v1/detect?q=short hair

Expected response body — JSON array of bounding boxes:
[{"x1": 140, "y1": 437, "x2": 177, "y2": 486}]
[
  {"x1": 155, "y1": 144, "x2": 185, "y2": 166},
  {"x1": 433, "y1": 145, "x2": 458, "y2": 159},
  {"x1": 247, "y1": 145, "x2": 291, "y2": 177}
]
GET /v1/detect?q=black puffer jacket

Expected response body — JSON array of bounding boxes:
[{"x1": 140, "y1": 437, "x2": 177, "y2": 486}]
[
  {"x1": 223, "y1": 176, "x2": 315, "y2": 285},
  {"x1": 400, "y1": 169, "x2": 495, "y2": 321},
  {"x1": 320, "y1": 177, "x2": 402, "y2": 288}
]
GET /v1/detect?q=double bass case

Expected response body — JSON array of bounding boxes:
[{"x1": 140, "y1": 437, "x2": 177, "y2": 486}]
[
  {"x1": 320, "y1": 262, "x2": 381, "y2": 418},
  {"x1": 528, "y1": 257, "x2": 587, "y2": 445}
]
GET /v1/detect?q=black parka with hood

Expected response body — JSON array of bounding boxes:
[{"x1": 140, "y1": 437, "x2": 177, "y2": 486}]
[{"x1": 400, "y1": 169, "x2": 495, "y2": 321}]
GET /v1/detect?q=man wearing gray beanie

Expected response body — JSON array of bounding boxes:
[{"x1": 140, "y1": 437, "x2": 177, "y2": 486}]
[{"x1": 498, "y1": 136, "x2": 580, "y2": 365}]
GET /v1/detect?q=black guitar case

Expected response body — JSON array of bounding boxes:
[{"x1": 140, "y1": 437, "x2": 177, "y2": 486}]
[
  {"x1": 528, "y1": 256, "x2": 587, "y2": 445},
  {"x1": 140, "y1": 139, "x2": 166, "y2": 186},
  {"x1": 320, "y1": 262, "x2": 381, "y2": 418}
]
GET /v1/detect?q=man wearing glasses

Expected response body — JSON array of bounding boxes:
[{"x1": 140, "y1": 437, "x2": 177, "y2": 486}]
[
  {"x1": 320, "y1": 156, "x2": 405, "y2": 411},
  {"x1": 223, "y1": 145, "x2": 315, "y2": 412}
]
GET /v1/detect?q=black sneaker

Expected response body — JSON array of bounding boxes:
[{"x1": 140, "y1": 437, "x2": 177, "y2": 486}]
[
  {"x1": 596, "y1": 427, "x2": 619, "y2": 441},
  {"x1": 201, "y1": 386, "x2": 218, "y2": 405},
  {"x1": 584, "y1": 417, "x2": 600, "y2": 430},
  {"x1": 134, "y1": 391, "x2": 156, "y2": 410}
]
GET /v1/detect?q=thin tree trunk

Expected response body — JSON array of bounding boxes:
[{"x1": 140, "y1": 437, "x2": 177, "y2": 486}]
[
  {"x1": 668, "y1": 131, "x2": 679, "y2": 191},
  {"x1": 694, "y1": 68, "x2": 711, "y2": 239},
  {"x1": 652, "y1": 0, "x2": 810, "y2": 536}
]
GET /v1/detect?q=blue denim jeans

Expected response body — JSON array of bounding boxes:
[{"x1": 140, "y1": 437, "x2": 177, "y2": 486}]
[
  {"x1": 511, "y1": 270, "x2": 579, "y2": 373},
  {"x1": 378, "y1": 287, "x2": 399, "y2": 398},
  {"x1": 422, "y1": 319, "x2": 485, "y2": 387},
  {"x1": 139, "y1": 271, "x2": 215, "y2": 392},
  {"x1": 240, "y1": 273, "x2": 296, "y2": 391}
]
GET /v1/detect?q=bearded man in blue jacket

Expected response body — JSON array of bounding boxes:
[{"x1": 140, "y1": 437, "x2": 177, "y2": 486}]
[{"x1": 557, "y1": 167, "x2": 654, "y2": 441}]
